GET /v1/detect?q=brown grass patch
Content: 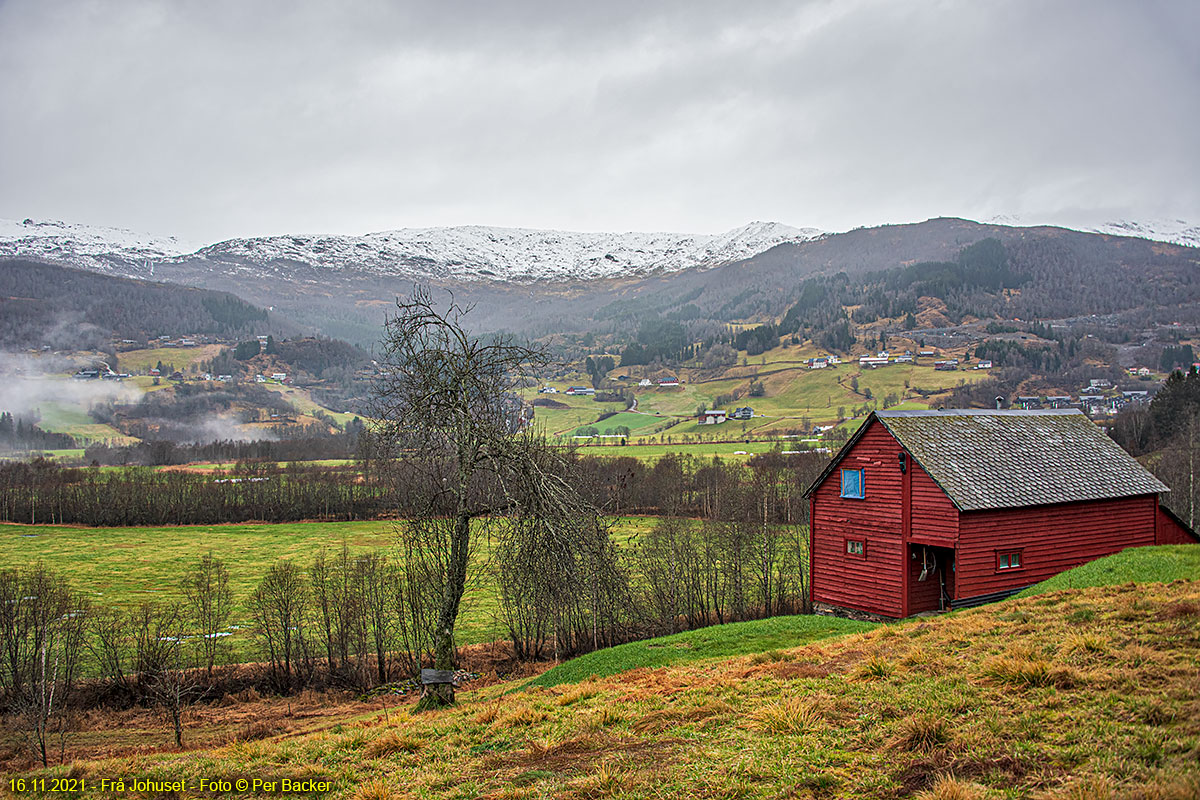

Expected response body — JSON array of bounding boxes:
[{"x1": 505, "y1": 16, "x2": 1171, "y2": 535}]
[
  {"x1": 363, "y1": 728, "x2": 422, "y2": 758},
  {"x1": 891, "y1": 714, "x2": 953, "y2": 753},
  {"x1": 915, "y1": 775, "x2": 986, "y2": 800},
  {"x1": 981, "y1": 655, "x2": 1081, "y2": 689},
  {"x1": 749, "y1": 696, "x2": 826, "y2": 735},
  {"x1": 630, "y1": 700, "x2": 734, "y2": 733},
  {"x1": 1157, "y1": 600, "x2": 1200, "y2": 620},
  {"x1": 500, "y1": 732, "x2": 676, "y2": 777},
  {"x1": 555, "y1": 686, "x2": 600, "y2": 707},
  {"x1": 489, "y1": 705, "x2": 549, "y2": 731},
  {"x1": 234, "y1": 720, "x2": 285, "y2": 742},
  {"x1": 352, "y1": 778, "x2": 403, "y2": 800}
]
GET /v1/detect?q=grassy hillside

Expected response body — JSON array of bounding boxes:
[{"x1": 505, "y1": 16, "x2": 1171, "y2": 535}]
[
  {"x1": 525, "y1": 348, "x2": 986, "y2": 462},
  {"x1": 527, "y1": 614, "x2": 876, "y2": 688},
  {"x1": 23, "y1": 579, "x2": 1198, "y2": 798},
  {"x1": 1017, "y1": 544, "x2": 1200, "y2": 598}
]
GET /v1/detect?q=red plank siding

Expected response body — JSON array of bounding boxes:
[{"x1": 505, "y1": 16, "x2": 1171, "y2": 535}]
[
  {"x1": 1156, "y1": 505, "x2": 1200, "y2": 544},
  {"x1": 956, "y1": 494, "x2": 1158, "y2": 600},
  {"x1": 811, "y1": 420, "x2": 906, "y2": 617},
  {"x1": 909, "y1": 461, "x2": 958, "y2": 547}
]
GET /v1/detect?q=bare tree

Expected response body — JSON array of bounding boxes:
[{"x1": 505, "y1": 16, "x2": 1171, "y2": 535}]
[
  {"x1": 181, "y1": 552, "x2": 232, "y2": 680},
  {"x1": 0, "y1": 565, "x2": 89, "y2": 767},
  {"x1": 249, "y1": 560, "x2": 310, "y2": 693},
  {"x1": 372, "y1": 288, "x2": 581, "y2": 709},
  {"x1": 88, "y1": 606, "x2": 131, "y2": 696},
  {"x1": 131, "y1": 601, "x2": 196, "y2": 748}
]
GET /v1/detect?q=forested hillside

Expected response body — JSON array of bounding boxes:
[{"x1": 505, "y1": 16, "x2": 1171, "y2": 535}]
[{"x1": 0, "y1": 260, "x2": 272, "y2": 349}]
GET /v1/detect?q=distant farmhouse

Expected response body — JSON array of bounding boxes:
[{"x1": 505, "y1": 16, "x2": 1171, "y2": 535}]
[{"x1": 805, "y1": 410, "x2": 1197, "y2": 619}]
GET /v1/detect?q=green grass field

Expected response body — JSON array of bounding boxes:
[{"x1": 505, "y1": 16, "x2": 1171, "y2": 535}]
[
  {"x1": 527, "y1": 614, "x2": 877, "y2": 688},
  {"x1": 570, "y1": 441, "x2": 797, "y2": 460},
  {"x1": 117, "y1": 345, "x2": 223, "y2": 374},
  {"x1": 35, "y1": 402, "x2": 136, "y2": 445},
  {"x1": 1017, "y1": 544, "x2": 1200, "y2": 598},
  {"x1": 0, "y1": 520, "x2": 511, "y2": 660},
  {"x1": 528, "y1": 393, "x2": 626, "y2": 437},
  {"x1": 0, "y1": 517, "x2": 661, "y2": 660}
]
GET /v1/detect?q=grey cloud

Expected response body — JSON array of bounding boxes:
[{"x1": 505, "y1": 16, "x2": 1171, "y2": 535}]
[{"x1": 0, "y1": 0, "x2": 1196, "y2": 241}]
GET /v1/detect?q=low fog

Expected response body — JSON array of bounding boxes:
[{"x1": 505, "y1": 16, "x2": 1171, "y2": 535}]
[{"x1": 0, "y1": 351, "x2": 142, "y2": 422}]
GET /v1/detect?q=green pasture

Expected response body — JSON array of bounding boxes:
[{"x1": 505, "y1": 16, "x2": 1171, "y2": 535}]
[
  {"x1": 0, "y1": 516, "x2": 659, "y2": 661},
  {"x1": 118, "y1": 345, "x2": 222, "y2": 374},
  {"x1": 567, "y1": 441, "x2": 788, "y2": 461},
  {"x1": 528, "y1": 393, "x2": 626, "y2": 437},
  {"x1": 582, "y1": 411, "x2": 660, "y2": 434},
  {"x1": 259, "y1": 383, "x2": 358, "y2": 426},
  {"x1": 36, "y1": 402, "x2": 135, "y2": 445}
]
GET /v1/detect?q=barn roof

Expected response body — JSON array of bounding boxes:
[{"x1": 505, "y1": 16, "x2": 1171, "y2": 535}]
[{"x1": 809, "y1": 409, "x2": 1168, "y2": 512}]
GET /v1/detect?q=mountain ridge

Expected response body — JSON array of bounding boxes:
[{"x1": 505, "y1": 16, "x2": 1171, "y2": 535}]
[
  {"x1": 0, "y1": 218, "x2": 824, "y2": 284},
  {"x1": 3, "y1": 214, "x2": 1195, "y2": 287}
]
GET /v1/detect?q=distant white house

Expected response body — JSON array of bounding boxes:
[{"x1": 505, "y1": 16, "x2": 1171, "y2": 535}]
[
  {"x1": 975, "y1": 360, "x2": 993, "y2": 369},
  {"x1": 638, "y1": 378, "x2": 652, "y2": 387},
  {"x1": 271, "y1": 373, "x2": 287, "y2": 382},
  {"x1": 539, "y1": 386, "x2": 559, "y2": 394}
]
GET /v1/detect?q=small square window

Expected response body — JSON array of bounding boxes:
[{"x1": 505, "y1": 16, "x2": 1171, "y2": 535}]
[
  {"x1": 846, "y1": 539, "x2": 865, "y2": 556},
  {"x1": 997, "y1": 550, "x2": 1022, "y2": 570},
  {"x1": 840, "y1": 468, "x2": 865, "y2": 499}
]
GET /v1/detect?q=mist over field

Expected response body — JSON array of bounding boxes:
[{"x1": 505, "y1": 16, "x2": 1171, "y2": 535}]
[{"x1": 0, "y1": 351, "x2": 142, "y2": 421}]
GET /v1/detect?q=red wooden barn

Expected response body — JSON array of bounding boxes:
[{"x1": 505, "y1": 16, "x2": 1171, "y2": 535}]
[{"x1": 805, "y1": 409, "x2": 1197, "y2": 618}]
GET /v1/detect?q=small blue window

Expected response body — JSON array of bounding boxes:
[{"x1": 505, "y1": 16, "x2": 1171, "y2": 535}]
[{"x1": 840, "y1": 468, "x2": 864, "y2": 499}]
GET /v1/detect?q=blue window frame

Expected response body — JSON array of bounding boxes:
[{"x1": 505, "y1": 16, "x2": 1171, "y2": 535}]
[{"x1": 840, "y1": 468, "x2": 864, "y2": 499}]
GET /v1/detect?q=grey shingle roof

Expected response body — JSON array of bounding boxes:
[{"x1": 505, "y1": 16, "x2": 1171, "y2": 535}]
[{"x1": 874, "y1": 409, "x2": 1168, "y2": 512}]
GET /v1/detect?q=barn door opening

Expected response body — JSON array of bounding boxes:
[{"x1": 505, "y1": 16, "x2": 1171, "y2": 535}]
[{"x1": 908, "y1": 544, "x2": 956, "y2": 614}]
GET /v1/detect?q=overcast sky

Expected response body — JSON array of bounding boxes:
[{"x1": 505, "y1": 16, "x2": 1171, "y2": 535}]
[{"x1": 1, "y1": 0, "x2": 1196, "y2": 243}]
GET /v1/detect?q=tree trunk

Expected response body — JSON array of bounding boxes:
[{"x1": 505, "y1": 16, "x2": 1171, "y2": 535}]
[{"x1": 415, "y1": 511, "x2": 471, "y2": 712}]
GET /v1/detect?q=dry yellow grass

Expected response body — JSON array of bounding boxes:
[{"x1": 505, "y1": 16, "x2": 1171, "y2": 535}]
[{"x1": 11, "y1": 580, "x2": 1200, "y2": 799}]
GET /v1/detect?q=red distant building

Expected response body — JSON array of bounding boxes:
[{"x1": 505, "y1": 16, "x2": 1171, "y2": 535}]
[{"x1": 805, "y1": 410, "x2": 1197, "y2": 618}]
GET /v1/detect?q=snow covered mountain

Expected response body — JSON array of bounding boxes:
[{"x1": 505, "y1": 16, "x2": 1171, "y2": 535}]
[
  {"x1": 0, "y1": 218, "x2": 823, "y2": 284},
  {"x1": 984, "y1": 215, "x2": 1200, "y2": 249},
  {"x1": 0, "y1": 218, "x2": 198, "y2": 274},
  {"x1": 186, "y1": 221, "x2": 825, "y2": 283},
  {"x1": 1085, "y1": 219, "x2": 1200, "y2": 250},
  {"x1": 3, "y1": 215, "x2": 1195, "y2": 287}
]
